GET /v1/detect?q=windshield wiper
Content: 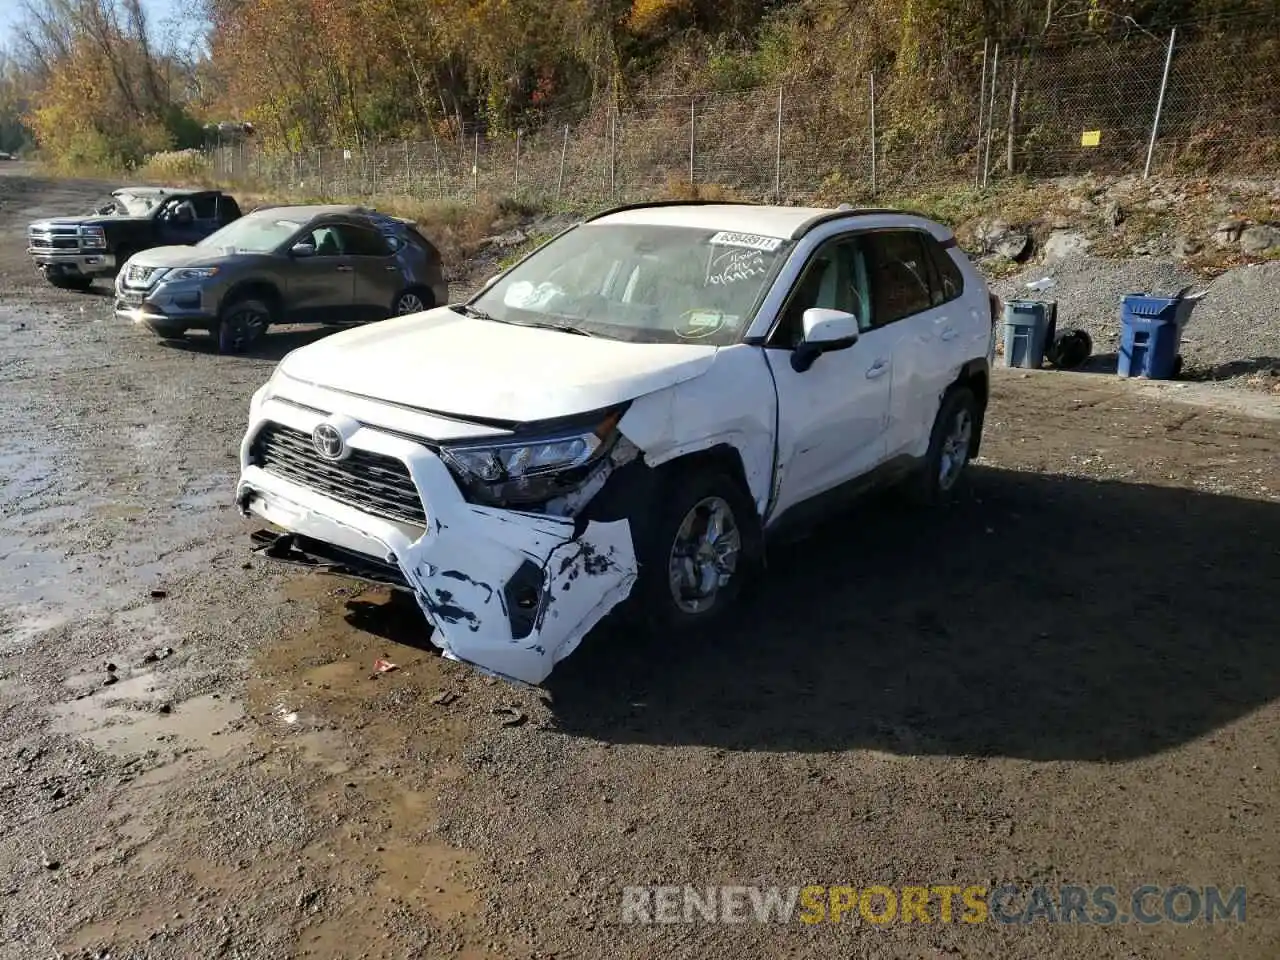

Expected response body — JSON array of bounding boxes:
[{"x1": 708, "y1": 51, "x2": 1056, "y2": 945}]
[
  {"x1": 455, "y1": 304, "x2": 600, "y2": 338},
  {"x1": 510, "y1": 318, "x2": 600, "y2": 338},
  {"x1": 454, "y1": 303, "x2": 497, "y2": 322}
]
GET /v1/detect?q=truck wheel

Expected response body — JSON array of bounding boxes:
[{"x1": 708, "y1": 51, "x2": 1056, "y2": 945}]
[
  {"x1": 216, "y1": 297, "x2": 271, "y2": 355},
  {"x1": 904, "y1": 387, "x2": 980, "y2": 506},
  {"x1": 634, "y1": 465, "x2": 760, "y2": 636}
]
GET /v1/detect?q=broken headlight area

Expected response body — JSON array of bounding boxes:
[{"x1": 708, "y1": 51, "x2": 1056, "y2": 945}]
[{"x1": 438, "y1": 408, "x2": 625, "y2": 510}]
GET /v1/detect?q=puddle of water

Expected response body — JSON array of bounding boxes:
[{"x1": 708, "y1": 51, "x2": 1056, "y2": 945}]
[
  {"x1": 0, "y1": 443, "x2": 57, "y2": 507},
  {"x1": 51, "y1": 683, "x2": 250, "y2": 759}
]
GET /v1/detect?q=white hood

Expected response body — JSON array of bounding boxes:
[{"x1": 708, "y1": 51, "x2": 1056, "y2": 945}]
[{"x1": 279, "y1": 307, "x2": 719, "y2": 423}]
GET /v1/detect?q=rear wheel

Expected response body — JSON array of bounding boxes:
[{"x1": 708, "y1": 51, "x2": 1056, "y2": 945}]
[
  {"x1": 392, "y1": 287, "x2": 433, "y2": 316},
  {"x1": 215, "y1": 297, "x2": 271, "y2": 354}
]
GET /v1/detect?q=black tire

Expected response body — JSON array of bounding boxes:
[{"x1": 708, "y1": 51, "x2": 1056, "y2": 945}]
[
  {"x1": 631, "y1": 465, "x2": 761, "y2": 637},
  {"x1": 215, "y1": 297, "x2": 271, "y2": 355},
  {"x1": 904, "y1": 386, "x2": 980, "y2": 506},
  {"x1": 47, "y1": 271, "x2": 93, "y2": 292},
  {"x1": 392, "y1": 286, "x2": 434, "y2": 317}
]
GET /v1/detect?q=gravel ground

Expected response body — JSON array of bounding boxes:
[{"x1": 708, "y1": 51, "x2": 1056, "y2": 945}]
[
  {"x1": 994, "y1": 256, "x2": 1280, "y2": 386},
  {"x1": 2, "y1": 166, "x2": 1280, "y2": 959}
]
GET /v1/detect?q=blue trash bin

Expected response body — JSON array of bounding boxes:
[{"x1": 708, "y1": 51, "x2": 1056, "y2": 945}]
[
  {"x1": 1003, "y1": 299, "x2": 1056, "y2": 369},
  {"x1": 1118, "y1": 293, "x2": 1200, "y2": 379}
]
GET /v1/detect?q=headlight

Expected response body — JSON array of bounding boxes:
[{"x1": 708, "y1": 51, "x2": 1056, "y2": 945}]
[
  {"x1": 248, "y1": 366, "x2": 286, "y2": 422},
  {"x1": 168, "y1": 267, "x2": 219, "y2": 281},
  {"x1": 79, "y1": 225, "x2": 106, "y2": 248},
  {"x1": 439, "y1": 409, "x2": 623, "y2": 507}
]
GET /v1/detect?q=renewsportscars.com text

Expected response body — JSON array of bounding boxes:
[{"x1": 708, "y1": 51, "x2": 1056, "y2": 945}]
[{"x1": 621, "y1": 883, "x2": 1246, "y2": 925}]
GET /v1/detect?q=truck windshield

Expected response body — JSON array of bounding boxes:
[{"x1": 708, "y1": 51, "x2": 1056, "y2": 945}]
[
  {"x1": 198, "y1": 216, "x2": 302, "y2": 254},
  {"x1": 469, "y1": 223, "x2": 793, "y2": 345},
  {"x1": 96, "y1": 192, "x2": 161, "y2": 216}
]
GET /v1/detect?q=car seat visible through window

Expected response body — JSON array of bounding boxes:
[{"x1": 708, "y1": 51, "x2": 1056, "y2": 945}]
[{"x1": 314, "y1": 228, "x2": 341, "y2": 256}]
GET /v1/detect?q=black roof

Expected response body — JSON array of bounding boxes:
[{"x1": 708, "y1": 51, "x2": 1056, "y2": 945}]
[{"x1": 582, "y1": 199, "x2": 939, "y2": 240}]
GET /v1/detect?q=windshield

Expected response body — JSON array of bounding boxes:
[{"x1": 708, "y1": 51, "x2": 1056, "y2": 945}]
[
  {"x1": 95, "y1": 192, "x2": 161, "y2": 216},
  {"x1": 198, "y1": 216, "x2": 302, "y2": 254},
  {"x1": 470, "y1": 223, "x2": 793, "y2": 345}
]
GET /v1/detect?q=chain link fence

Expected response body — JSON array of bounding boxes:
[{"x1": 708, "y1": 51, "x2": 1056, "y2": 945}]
[{"x1": 206, "y1": 13, "x2": 1280, "y2": 208}]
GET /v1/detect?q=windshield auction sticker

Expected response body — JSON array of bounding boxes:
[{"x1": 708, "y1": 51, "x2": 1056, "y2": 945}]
[{"x1": 709, "y1": 231, "x2": 784, "y2": 252}]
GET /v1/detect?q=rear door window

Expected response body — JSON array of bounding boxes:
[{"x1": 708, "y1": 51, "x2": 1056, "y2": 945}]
[
  {"x1": 338, "y1": 224, "x2": 392, "y2": 257},
  {"x1": 864, "y1": 231, "x2": 935, "y2": 327},
  {"x1": 923, "y1": 234, "x2": 965, "y2": 304}
]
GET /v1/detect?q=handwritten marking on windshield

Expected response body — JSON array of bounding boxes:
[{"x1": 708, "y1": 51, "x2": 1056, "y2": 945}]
[{"x1": 708, "y1": 248, "x2": 767, "y2": 286}]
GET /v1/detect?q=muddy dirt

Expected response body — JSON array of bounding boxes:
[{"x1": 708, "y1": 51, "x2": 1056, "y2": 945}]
[{"x1": 2, "y1": 167, "x2": 1279, "y2": 959}]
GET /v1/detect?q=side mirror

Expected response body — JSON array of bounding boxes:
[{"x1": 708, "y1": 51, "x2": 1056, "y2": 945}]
[
  {"x1": 791, "y1": 308, "x2": 860, "y2": 373},
  {"x1": 290, "y1": 242, "x2": 316, "y2": 258}
]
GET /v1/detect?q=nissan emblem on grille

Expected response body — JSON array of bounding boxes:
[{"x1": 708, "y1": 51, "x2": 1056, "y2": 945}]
[{"x1": 311, "y1": 422, "x2": 346, "y2": 460}]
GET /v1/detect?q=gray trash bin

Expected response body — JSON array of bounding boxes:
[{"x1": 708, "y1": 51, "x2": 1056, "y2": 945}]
[{"x1": 1003, "y1": 299, "x2": 1057, "y2": 369}]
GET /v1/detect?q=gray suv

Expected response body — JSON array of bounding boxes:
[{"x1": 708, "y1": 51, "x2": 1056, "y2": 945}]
[{"x1": 114, "y1": 204, "x2": 449, "y2": 353}]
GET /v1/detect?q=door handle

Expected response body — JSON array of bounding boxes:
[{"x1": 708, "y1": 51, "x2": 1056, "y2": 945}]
[
  {"x1": 384, "y1": 265, "x2": 398, "y2": 271},
  {"x1": 866, "y1": 359, "x2": 889, "y2": 379},
  {"x1": 940, "y1": 327, "x2": 958, "y2": 341},
  {"x1": 335, "y1": 265, "x2": 353, "y2": 273}
]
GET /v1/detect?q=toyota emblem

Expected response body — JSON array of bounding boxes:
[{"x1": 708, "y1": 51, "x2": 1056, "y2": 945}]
[{"x1": 311, "y1": 422, "x2": 346, "y2": 460}]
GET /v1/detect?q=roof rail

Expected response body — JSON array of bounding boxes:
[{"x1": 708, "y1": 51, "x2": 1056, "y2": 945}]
[
  {"x1": 791, "y1": 206, "x2": 944, "y2": 238},
  {"x1": 584, "y1": 199, "x2": 762, "y2": 222}
]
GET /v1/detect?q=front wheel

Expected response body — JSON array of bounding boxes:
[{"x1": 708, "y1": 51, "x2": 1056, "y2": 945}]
[
  {"x1": 904, "y1": 386, "x2": 980, "y2": 505},
  {"x1": 215, "y1": 298, "x2": 271, "y2": 355},
  {"x1": 633, "y1": 466, "x2": 760, "y2": 636}
]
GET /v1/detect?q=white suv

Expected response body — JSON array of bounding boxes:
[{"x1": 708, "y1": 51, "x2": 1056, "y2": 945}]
[{"x1": 237, "y1": 202, "x2": 996, "y2": 684}]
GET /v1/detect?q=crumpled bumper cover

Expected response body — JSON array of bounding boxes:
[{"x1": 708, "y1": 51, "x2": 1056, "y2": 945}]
[{"x1": 236, "y1": 400, "x2": 638, "y2": 685}]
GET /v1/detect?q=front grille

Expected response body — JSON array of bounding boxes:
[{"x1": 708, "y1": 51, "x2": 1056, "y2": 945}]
[
  {"x1": 250, "y1": 422, "x2": 427, "y2": 527},
  {"x1": 29, "y1": 234, "x2": 79, "y2": 251},
  {"x1": 124, "y1": 264, "x2": 157, "y2": 286}
]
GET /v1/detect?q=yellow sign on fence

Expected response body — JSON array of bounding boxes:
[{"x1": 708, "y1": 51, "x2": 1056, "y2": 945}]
[{"x1": 1081, "y1": 130, "x2": 1102, "y2": 147}]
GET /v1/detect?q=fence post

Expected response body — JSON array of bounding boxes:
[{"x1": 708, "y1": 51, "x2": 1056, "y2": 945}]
[
  {"x1": 982, "y1": 43, "x2": 1000, "y2": 187},
  {"x1": 869, "y1": 74, "x2": 877, "y2": 199},
  {"x1": 1006, "y1": 71, "x2": 1019, "y2": 174},
  {"x1": 1144, "y1": 27, "x2": 1177, "y2": 179},
  {"x1": 556, "y1": 125, "x2": 569, "y2": 204},
  {"x1": 514, "y1": 129, "x2": 522, "y2": 191},
  {"x1": 403, "y1": 141, "x2": 411, "y2": 193},
  {"x1": 609, "y1": 108, "x2": 617, "y2": 198},
  {"x1": 316, "y1": 148, "x2": 323, "y2": 197},
  {"x1": 473, "y1": 130, "x2": 479, "y2": 198},
  {"x1": 975, "y1": 38, "x2": 989, "y2": 184},
  {"x1": 431, "y1": 138, "x2": 441, "y2": 198},
  {"x1": 689, "y1": 96, "x2": 696, "y2": 184},
  {"x1": 774, "y1": 86, "x2": 783, "y2": 202}
]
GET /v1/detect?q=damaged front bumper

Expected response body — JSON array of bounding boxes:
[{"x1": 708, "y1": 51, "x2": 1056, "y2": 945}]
[{"x1": 236, "y1": 400, "x2": 638, "y2": 685}]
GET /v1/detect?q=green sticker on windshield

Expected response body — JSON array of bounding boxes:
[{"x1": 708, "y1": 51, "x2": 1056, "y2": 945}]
[{"x1": 676, "y1": 310, "x2": 736, "y2": 339}]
